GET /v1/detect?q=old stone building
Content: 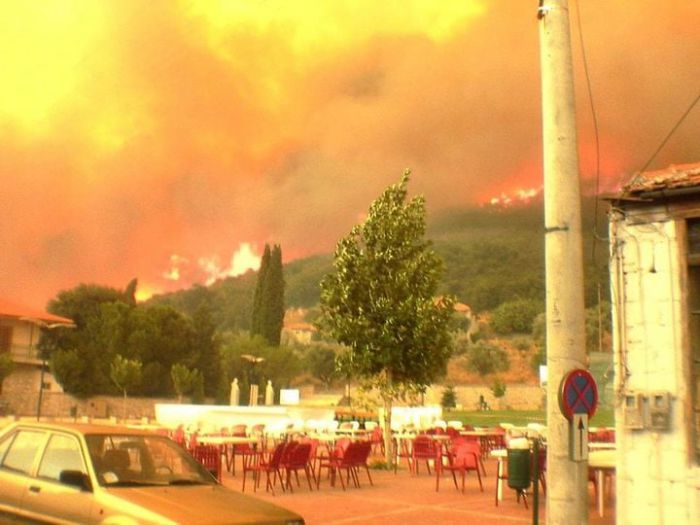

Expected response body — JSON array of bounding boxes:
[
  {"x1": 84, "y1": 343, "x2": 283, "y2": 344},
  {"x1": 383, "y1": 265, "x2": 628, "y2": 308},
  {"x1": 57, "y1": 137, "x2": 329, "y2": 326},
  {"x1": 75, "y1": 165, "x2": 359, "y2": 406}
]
[
  {"x1": 0, "y1": 299, "x2": 73, "y2": 416},
  {"x1": 609, "y1": 162, "x2": 700, "y2": 523}
]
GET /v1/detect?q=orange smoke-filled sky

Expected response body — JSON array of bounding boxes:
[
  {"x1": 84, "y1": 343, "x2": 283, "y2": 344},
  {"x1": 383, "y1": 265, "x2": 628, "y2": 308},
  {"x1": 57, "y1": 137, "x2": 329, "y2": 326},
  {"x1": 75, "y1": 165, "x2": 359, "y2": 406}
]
[{"x1": 2, "y1": 0, "x2": 699, "y2": 308}]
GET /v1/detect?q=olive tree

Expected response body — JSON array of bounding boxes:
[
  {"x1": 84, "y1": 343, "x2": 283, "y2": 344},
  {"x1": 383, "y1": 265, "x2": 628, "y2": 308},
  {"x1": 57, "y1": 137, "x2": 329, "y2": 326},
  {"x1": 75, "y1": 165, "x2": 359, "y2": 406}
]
[
  {"x1": 319, "y1": 171, "x2": 454, "y2": 464},
  {"x1": 110, "y1": 355, "x2": 142, "y2": 420},
  {"x1": 170, "y1": 363, "x2": 200, "y2": 403}
]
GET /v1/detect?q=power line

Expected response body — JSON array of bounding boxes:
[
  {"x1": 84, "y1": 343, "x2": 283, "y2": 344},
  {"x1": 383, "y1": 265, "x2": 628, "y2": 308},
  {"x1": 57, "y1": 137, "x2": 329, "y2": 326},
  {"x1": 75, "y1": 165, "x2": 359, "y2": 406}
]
[
  {"x1": 631, "y1": 89, "x2": 700, "y2": 184},
  {"x1": 572, "y1": 1, "x2": 604, "y2": 262}
]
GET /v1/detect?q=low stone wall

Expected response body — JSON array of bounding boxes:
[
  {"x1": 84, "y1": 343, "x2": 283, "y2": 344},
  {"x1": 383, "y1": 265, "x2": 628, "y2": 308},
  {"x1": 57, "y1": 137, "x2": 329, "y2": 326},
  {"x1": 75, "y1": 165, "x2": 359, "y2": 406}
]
[
  {"x1": 424, "y1": 384, "x2": 546, "y2": 411},
  {"x1": 0, "y1": 380, "x2": 546, "y2": 420}
]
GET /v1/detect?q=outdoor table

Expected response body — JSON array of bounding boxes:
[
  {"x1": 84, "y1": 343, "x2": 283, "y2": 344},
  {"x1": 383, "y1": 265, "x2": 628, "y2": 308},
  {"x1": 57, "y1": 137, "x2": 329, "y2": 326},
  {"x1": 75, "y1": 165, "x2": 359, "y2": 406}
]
[
  {"x1": 332, "y1": 428, "x2": 371, "y2": 438},
  {"x1": 459, "y1": 429, "x2": 503, "y2": 455},
  {"x1": 196, "y1": 435, "x2": 261, "y2": 475},
  {"x1": 588, "y1": 449, "x2": 616, "y2": 517},
  {"x1": 588, "y1": 441, "x2": 616, "y2": 450},
  {"x1": 391, "y1": 433, "x2": 451, "y2": 472},
  {"x1": 196, "y1": 435, "x2": 259, "y2": 446}
]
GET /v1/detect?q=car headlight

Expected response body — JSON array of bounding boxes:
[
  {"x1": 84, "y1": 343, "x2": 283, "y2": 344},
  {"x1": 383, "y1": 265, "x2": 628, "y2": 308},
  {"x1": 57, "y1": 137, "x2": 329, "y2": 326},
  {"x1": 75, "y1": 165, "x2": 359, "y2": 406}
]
[{"x1": 285, "y1": 520, "x2": 305, "y2": 525}]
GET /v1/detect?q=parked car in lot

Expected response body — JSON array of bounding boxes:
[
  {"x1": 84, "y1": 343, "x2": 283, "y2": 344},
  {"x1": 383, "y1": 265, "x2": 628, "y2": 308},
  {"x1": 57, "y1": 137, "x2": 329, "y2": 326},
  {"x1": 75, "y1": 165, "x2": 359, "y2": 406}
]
[{"x1": 0, "y1": 421, "x2": 304, "y2": 524}]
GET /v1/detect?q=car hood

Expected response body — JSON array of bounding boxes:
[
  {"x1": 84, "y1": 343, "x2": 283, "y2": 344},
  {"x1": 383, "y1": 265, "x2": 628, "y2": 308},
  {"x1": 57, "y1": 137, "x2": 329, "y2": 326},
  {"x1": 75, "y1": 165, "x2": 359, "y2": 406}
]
[{"x1": 102, "y1": 484, "x2": 302, "y2": 525}]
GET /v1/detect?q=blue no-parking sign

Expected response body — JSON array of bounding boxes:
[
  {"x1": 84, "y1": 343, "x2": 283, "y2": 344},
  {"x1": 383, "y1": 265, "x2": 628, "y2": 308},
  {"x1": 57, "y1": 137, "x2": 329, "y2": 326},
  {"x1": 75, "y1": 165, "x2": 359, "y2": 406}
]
[{"x1": 559, "y1": 369, "x2": 598, "y2": 461}]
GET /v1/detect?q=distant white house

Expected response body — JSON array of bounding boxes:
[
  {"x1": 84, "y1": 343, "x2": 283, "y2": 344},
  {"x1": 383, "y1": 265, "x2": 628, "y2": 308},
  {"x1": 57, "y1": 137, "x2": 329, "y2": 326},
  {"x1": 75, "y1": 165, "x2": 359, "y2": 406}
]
[
  {"x1": 0, "y1": 299, "x2": 74, "y2": 413},
  {"x1": 608, "y1": 162, "x2": 700, "y2": 524}
]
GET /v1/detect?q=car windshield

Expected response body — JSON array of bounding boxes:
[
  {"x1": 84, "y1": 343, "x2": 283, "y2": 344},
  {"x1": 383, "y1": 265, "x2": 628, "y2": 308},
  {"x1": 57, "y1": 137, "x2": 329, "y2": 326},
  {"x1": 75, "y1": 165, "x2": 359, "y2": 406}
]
[{"x1": 85, "y1": 433, "x2": 215, "y2": 487}]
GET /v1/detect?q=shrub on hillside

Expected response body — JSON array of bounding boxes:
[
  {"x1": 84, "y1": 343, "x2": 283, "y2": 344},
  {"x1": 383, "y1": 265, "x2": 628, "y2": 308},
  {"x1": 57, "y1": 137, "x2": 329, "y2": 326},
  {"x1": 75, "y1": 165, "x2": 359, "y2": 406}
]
[
  {"x1": 441, "y1": 385, "x2": 457, "y2": 409},
  {"x1": 465, "y1": 341, "x2": 510, "y2": 376},
  {"x1": 491, "y1": 298, "x2": 543, "y2": 334},
  {"x1": 491, "y1": 378, "x2": 507, "y2": 398}
]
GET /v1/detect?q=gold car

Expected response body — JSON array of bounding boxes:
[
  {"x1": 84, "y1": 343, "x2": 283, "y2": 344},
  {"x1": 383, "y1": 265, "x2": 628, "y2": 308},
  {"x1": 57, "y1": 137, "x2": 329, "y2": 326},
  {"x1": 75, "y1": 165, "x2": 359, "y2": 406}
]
[{"x1": 0, "y1": 421, "x2": 304, "y2": 525}]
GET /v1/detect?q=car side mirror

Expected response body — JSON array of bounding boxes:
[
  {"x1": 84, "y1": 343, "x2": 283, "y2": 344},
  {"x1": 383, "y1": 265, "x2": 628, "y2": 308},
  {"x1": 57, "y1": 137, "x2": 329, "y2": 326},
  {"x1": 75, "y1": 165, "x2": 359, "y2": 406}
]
[{"x1": 59, "y1": 470, "x2": 93, "y2": 491}]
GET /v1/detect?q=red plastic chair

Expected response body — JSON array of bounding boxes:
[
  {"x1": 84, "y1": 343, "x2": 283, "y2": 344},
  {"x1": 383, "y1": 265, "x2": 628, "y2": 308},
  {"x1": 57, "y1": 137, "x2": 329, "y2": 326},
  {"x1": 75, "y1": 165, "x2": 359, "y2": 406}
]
[
  {"x1": 190, "y1": 444, "x2": 222, "y2": 482},
  {"x1": 459, "y1": 436, "x2": 486, "y2": 476},
  {"x1": 281, "y1": 442, "x2": 314, "y2": 491},
  {"x1": 369, "y1": 426, "x2": 385, "y2": 456},
  {"x1": 229, "y1": 425, "x2": 256, "y2": 475},
  {"x1": 411, "y1": 435, "x2": 438, "y2": 475},
  {"x1": 300, "y1": 437, "x2": 320, "y2": 481},
  {"x1": 187, "y1": 430, "x2": 199, "y2": 451},
  {"x1": 316, "y1": 441, "x2": 360, "y2": 490},
  {"x1": 172, "y1": 425, "x2": 186, "y2": 447},
  {"x1": 436, "y1": 438, "x2": 483, "y2": 493},
  {"x1": 393, "y1": 434, "x2": 413, "y2": 474},
  {"x1": 446, "y1": 426, "x2": 460, "y2": 439},
  {"x1": 350, "y1": 440, "x2": 373, "y2": 487},
  {"x1": 243, "y1": 441, "x2": 287, "y2": 495}
]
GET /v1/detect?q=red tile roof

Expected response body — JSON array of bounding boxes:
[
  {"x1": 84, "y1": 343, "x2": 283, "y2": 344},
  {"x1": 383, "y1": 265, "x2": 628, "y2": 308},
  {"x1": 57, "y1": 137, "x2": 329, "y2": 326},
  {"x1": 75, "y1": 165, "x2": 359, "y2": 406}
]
[
  {"x1": 0, "y1": 298, "x2": 74, "y2": 326},
  {"x1": 622, "y1": 162, "x2": 700, "y2": 196}
]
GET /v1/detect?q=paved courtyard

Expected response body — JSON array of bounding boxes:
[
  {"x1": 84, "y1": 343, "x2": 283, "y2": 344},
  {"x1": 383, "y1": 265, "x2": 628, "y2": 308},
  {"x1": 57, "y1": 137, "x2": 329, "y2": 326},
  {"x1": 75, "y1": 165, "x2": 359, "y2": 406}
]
[{"x1": 220, "y1": 455, "x2": 615, "y2": 525}]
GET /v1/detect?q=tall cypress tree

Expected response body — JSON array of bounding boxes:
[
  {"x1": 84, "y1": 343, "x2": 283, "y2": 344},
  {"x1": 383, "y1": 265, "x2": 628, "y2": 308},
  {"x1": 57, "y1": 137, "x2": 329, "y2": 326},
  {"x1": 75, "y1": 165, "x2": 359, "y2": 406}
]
[
  {"x1": 265, "y1": 245, "x2": 285, "y2": 346},
  {"x1": 251, "y1": 244, "x2": 271, "y2": 338},
  {"x1": 251, "y1": 243, "x2": 285, "y2": 346}
]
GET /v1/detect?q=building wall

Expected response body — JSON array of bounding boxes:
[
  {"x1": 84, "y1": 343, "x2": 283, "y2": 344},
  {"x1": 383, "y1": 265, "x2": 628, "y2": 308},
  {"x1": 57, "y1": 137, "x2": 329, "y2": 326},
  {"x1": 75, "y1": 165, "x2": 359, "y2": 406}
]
[
  {"x1": 610, "y1": 210, "x2": 700, "y2": 524},
  {"x1": 1, "y1": 319, "x2": 41, "y2": 362}
]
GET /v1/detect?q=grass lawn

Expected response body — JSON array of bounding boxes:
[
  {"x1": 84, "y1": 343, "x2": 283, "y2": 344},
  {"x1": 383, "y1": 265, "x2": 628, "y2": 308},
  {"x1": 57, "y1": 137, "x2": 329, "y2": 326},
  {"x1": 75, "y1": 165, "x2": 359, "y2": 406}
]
[{"x1": 444, "y1": 407, "x2": 614, "y2": 428}]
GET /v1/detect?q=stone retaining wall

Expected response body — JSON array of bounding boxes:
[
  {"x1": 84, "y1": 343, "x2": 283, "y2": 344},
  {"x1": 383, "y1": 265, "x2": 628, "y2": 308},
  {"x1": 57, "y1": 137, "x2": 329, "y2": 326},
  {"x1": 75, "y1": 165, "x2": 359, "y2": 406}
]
[{"x1": 0, "y1": 380, "x2": 546, "y2": 420}]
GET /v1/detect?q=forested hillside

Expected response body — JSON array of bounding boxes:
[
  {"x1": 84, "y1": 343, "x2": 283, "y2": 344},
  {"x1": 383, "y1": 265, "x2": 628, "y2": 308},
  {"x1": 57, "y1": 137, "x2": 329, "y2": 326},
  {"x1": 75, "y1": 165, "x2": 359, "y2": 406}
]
[{"x1": 151, "y1": 195, "x2": 609, "y2": 328}]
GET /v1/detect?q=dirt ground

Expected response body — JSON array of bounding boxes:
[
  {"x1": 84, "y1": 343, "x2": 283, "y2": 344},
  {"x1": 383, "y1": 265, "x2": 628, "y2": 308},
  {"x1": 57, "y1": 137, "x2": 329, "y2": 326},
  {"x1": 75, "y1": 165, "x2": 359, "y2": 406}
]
[{"x1": 221, "y1": 454, "x2": 615, "y2": 525}]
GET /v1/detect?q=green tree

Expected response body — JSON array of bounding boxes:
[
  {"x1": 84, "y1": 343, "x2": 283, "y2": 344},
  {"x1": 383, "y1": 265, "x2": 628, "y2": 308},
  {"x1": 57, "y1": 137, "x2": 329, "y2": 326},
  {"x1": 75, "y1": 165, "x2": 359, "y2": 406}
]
[
  {"x1": 305, "y1": 344, "x2": 337, "y2": 388},
  {"x1": 441, "y1": 385, "x2": 457, "y2": 410},
  {"x1": 190, "y1": 370, "x2": 205, "y2": 404},
  {"x1": 491, "y1": 298, "x2": 543, "y2": 335},
  {"x1": 251, "y1": 245, "x2": 271, "y2": 339},
  {"x1": 42, "y1": 283, "x2": 130, "y2": 395},
  {"x1": 465, "y1": 341, "x2": 510, "y2": 376},
  {"x1": 318, "y1": 171, "x2": 454, "y2": 464},
  {"x1": 170, "y1": 363, "x2": 199, "y2": 403},
  {"x1": 110, "y1": 355, "x2": 142, "y2": 419},
  {"x1": 190, "y1": 303, "x2": 222, "y2": 398},
  {"x1": 126, "y1": 304, "x2": 195, "y2": 396},
  {"x1": 586, "y1": 300, "x2": 612, "y2": 353},
  {"x1": 124, "y1": 278, "x2": 138, "y2": 306},
  {"x1": 50, "y1": 350, "x2": 88, "y2": 396},
  {"x1": 251, "y1": 244, "x2": 285, "y2": 346},
  {"x1": 42, "y1": 282, "x2": 198, "y2": 397},
  {"x1": 219, "y1": 332, "x2": 301, "y2": 404},
  {"x1": 530, "y1": 312, "x2": 547, "y2": 372},
  {"x1": 491, "y1": 378, "x2": 507, "y2": 399}
]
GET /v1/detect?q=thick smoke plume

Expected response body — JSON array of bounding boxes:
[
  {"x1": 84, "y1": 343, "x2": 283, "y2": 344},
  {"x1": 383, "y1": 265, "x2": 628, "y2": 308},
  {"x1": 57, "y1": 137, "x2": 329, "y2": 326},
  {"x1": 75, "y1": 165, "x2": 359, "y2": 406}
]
[{"x1": 1, "y1": 0, "x2": 698, "y2": 307}]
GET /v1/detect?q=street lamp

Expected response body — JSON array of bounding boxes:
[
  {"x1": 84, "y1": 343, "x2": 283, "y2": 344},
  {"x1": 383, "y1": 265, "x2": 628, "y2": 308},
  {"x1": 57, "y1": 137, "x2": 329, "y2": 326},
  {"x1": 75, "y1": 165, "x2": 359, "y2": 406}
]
[
  {"x1": 20, "y1": 317, "x2": 75, "y2": 420},
  {"x1": 241, "y1": 354, "x2": 265, "y2": 406}
]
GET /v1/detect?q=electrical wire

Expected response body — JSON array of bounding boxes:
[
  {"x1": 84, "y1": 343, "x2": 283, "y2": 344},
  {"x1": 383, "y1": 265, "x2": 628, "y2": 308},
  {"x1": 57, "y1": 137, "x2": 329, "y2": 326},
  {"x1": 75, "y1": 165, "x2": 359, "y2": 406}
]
[
  {"x1": 628, "y1": 89, "x2": 700, "y2": 187},
  {"x1": 573, "y1": 0, "x2": 603, "y2": 265}
]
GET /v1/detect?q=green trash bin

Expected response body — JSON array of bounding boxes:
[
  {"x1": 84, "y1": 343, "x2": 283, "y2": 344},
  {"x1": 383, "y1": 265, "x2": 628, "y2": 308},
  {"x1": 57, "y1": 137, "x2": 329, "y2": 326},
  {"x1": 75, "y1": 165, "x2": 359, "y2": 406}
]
[{"x1": 507, "y1": 448, "x2": 532, "y2": 491}]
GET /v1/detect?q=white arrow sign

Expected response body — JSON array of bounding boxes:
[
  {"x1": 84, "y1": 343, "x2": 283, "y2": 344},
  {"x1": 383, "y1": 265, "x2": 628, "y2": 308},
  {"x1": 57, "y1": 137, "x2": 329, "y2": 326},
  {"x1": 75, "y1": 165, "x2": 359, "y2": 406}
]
[{"x1": 570, "y1": 413, "x2": 589, "y2": 461}]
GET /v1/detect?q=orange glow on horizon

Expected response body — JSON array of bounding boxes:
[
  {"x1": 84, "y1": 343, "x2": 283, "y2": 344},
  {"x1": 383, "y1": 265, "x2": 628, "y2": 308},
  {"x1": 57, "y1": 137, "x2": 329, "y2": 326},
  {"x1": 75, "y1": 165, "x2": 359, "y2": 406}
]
[{"x1": 135, "y1": 284, "x2": 159, "y2": 303}]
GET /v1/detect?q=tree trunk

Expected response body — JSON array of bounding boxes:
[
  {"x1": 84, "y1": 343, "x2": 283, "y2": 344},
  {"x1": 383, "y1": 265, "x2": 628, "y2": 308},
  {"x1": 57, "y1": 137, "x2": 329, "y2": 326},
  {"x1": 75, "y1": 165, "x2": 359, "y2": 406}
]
[
  {"x1": 383, "y1": 395, "x2": 393, "y2": 465},
  {"x1": 382, "y1": 369, "x2": 394, "y2": 466},
  {"x1": 122, "y1": 390, "x2": 127, "y2": 421}
]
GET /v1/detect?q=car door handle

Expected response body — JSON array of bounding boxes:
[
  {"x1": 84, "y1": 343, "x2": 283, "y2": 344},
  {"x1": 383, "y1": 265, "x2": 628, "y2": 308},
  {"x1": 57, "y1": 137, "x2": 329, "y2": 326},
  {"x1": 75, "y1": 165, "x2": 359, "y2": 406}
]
[{"x1": 29, "y1": 485, "x2": 41, "y2": 493}]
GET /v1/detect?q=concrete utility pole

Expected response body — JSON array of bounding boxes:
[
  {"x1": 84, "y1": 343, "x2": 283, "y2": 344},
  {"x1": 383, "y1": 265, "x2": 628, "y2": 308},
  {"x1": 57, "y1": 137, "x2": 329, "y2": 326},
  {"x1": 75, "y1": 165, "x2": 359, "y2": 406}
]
[{"x1": 538, "y1": 1, "x2": 588, "y2": 524}]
